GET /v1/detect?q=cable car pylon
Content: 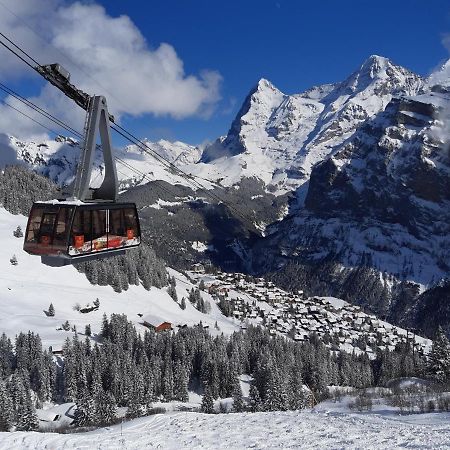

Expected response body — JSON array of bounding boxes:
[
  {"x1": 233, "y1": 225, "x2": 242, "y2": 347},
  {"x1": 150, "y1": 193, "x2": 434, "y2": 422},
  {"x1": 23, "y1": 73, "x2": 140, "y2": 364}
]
[{"x1": 23, "y1": 64, "x2": 141, "y2": 266}]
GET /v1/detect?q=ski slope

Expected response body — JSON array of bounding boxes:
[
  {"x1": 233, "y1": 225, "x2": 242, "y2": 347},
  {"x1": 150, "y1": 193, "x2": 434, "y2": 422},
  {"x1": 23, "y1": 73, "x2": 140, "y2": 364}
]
[
  {"x1": 0, "y1": 207, "x2": 238, "y2": 348},
  {"x1": 0, "y1": 407, "x2": 449, "y2": 449}
]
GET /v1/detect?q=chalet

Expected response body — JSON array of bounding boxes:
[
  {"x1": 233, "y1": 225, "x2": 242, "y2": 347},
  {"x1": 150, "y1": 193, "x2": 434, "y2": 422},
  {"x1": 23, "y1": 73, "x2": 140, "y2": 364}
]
[
  {"x1": 192, "y1": 263, "x2": 205, "y2": 273},
  {"x1": 143, "y1": 319, "x2": 172, "y2": 332}
]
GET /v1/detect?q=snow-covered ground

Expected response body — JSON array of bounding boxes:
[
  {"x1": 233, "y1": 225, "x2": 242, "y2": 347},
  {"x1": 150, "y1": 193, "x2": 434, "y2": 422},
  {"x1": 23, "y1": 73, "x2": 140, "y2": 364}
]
[
  {"x1": 1, "y1": 405, "x2": 449, "y2": 449},
  {"x1": 0, "y1": 207, "x2": 238, "y2": 348}
]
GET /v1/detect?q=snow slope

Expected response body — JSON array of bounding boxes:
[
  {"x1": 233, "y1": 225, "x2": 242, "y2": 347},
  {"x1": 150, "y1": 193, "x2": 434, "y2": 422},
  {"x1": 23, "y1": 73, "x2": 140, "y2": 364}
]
[
  {"x1": 0, "y1": 207, "x2": 238, "y2": 348},
  {"x1": 0, "y1": 408, "x2": 449, "y2": 449}
]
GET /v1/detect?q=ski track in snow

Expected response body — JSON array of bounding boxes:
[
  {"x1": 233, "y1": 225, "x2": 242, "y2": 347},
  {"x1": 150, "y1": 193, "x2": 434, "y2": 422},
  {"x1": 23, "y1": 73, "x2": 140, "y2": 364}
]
[{"x1": 0, "y1": 410, "x2": 449, "y2": 449}]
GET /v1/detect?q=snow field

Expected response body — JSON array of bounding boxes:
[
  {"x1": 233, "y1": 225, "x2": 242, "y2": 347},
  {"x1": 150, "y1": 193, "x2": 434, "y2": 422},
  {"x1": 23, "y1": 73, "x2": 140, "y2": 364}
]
[
  {"x1": 1, "y1": 407, "x2": 449, "y2": 450},
  {"x1": 0, "y1": 207, "x2": 238, "y2": 349}
]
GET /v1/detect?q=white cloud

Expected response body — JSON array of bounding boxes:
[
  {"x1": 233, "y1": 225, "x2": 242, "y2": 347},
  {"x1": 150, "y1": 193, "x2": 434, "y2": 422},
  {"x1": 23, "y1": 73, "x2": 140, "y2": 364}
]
[{"x1": 0, "y1": 1, "x2": 222, "y2": 138}]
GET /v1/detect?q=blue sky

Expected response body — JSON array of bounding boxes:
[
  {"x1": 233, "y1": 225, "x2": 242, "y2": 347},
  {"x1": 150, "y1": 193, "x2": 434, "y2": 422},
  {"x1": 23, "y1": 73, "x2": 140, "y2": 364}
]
[
  {"x1": 0, "y1": 0, "x2": 449, "y2": 145},
  {"x1": 106, "y1": 0, "x2": 450, "y2": 144}
]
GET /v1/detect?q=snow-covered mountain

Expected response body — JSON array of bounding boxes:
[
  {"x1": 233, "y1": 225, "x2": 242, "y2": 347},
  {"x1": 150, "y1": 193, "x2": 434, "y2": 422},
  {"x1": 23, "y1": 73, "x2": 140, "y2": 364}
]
[
  {"x1": 0, "y1": 55, "x2": 425, "y2": 196},
  {"x1": 250, "y1": 71, "x2": 450, "y2": 337},
  {"x1": 1, "y1": 134, "x2": 202, "y2": 192},
  {"x1": 200, "y1": 55, "x2": 424, "y2": 193},
  {"x1": 1, "y1": 54, "x2": 449, "y2": 338}
]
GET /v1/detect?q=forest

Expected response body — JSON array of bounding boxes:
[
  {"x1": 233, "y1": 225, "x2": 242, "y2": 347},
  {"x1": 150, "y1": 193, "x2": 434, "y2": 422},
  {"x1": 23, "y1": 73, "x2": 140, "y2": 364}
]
[{"x1": 1, "y1": 316, "x2": 448, "y2": 432}]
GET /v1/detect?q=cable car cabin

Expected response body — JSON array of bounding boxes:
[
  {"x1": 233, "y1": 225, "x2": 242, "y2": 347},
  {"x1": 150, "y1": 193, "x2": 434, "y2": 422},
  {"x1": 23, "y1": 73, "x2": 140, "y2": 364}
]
[{"x1": 23, "y1": 201, "x2": 141, "y2": 265}]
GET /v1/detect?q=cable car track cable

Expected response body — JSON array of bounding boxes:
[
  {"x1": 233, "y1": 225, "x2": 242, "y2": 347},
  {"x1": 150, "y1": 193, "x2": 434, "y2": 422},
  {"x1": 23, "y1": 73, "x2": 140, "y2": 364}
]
[{"x1": 0, "y1": 84, "x2": 191, "y2": 202}]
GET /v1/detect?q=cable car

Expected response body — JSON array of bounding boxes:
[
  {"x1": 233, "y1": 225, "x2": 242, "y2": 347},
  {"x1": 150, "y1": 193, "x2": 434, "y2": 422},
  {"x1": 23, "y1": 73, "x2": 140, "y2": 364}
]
[
  {"x1": 24, "y1": 201, "x2": 141, "y2": 264},
  {"x1": 23, "y1": 69, "x2": 141, "y2": 266}
]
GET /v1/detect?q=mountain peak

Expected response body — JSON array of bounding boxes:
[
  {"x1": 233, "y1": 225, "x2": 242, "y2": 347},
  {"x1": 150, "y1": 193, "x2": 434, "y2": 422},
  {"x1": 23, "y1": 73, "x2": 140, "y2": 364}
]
[
  {"x1": 427, "y1": 58, "x2": 450, "y2": 89},
  {"x1": 359, "y1": 54, "x2": 390, "y2": 76},
  {"x1": 254, "y1": 78, "x2": 281, "y2": 94}
]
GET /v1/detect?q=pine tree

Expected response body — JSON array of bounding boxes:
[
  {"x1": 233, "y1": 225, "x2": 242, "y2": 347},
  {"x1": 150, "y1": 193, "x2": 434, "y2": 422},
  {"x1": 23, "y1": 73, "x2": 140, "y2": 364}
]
[
  {"x1": 248, "y1": 384, "x2": 262, "y2": 413},
  {"x1": 126, "y1": 399, "x2": 144, "y2": 419},
  {"x1": 15, "y1": 387, "x2": 39, "y2": 431},
  {"x1": 48, "y1": 303, "x2": 55, "y2": 317},
  {"x1": 85, "y1": 324, "x2": 91, "y2": 336},
  {"x1": 201, "y1": 384, "x2": 214, "y2": 414},
  {"x1": 0, "y1": 381, "x2": 13, "y2": 431},
  {"x1": 97, "y1": 391, "x2": 117, "y2": 425},
  {"x1": 173, "y1": 362, "x2": 189, "y2": 402},
  {"x1": 162, "y1": 359, "x2": 174, "y2": 401},
  {"x1": 13, "y1": 226, "x2": 23, "y2": 238},
  {"x1": 428, "y1": 327, "x2": 450, "y2": 384},
  {"x1": 289, "y1": 363, "x2": 305, "y2": 410},
  {"x1": 180, "y1": 297, "x2": 186, "y2": 310},
  {"x1": 101, "y1": 314, "x2": 110, "y2": 339},
  {"x1": 263, "y1": 367, "x2": 287, "y2": 412},
  {"x1": 232, "y1": 377, "x2": 244, "y2": 412},
  {"x1": 73, "y1": 390, "x2": 96, "y2": 427},
  {"x1": 167, "y1": 276, "x2": 178, "y2": 302}
]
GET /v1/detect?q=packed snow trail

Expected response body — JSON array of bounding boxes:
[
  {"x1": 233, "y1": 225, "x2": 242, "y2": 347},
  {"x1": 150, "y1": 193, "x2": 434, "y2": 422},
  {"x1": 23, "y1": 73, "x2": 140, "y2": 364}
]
[{"x1": 1, "y1": 409, "x2": 449, "y2": 449}]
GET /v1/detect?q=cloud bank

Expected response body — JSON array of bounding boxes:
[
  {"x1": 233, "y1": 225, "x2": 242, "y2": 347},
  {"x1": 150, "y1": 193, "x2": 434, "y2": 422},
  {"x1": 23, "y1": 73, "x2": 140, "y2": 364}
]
[{"x1": 0, "y1": 0, "x2": 222, "y2": 138}]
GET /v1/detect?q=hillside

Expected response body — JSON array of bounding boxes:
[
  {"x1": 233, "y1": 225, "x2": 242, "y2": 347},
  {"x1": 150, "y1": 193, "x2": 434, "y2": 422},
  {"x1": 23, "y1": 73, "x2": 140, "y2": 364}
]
[
  {"x1": 0, "y1": 207, "x2": 238, "y2": 348},
  {"x1": 0, "y1": 405, "x2": 449, "y2": 449}
]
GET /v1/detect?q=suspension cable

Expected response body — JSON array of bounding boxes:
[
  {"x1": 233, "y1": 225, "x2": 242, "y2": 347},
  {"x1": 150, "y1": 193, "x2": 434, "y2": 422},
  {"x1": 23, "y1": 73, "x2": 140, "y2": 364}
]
[{"x1": 0, "y1": 33, "x2": 260, "y2": 234}]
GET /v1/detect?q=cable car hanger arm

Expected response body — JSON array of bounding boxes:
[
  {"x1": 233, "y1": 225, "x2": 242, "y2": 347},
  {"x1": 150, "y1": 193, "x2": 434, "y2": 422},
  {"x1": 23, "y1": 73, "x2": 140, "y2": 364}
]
[
  {"x1": 35, "y1": 63, "x2": 115, "y2": 123},
  {"x1": 34, "y1": 63, "x2": 117, "y2": 202}
]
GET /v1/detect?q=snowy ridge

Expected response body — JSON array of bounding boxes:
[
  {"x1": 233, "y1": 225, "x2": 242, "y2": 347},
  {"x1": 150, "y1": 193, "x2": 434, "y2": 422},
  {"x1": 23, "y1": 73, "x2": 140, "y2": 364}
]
[
  {"x1": 0, "y1": 55, "x2": 427, "y2": 196},
  {"x1": 199, "y1": 55, "x2": 424, "y2": 193}
]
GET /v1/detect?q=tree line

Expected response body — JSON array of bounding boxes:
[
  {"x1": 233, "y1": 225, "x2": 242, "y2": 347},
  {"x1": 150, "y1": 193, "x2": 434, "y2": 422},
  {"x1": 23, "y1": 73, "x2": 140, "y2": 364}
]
[{"x1": 1, "y1": 316, "x2": 448, "y2": 431}]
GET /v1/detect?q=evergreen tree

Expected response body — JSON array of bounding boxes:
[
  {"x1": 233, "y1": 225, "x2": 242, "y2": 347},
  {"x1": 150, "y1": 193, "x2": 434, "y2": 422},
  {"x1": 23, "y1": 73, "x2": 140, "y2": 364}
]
[
  {"x1": 180, "y1": 297, "x2": 186, "y2": 310},
  {"x1": 97, "y1": 391, "x2": 117, "y2": 425},
  {"x1": 248, "y1": 384, "x2": 262, "y2": 412},
  {"x1": 85, "y1": 324, "x2": 91, "y2": 336},
  {"x1": 173, "y1": 362, "x2": 189, "y2": 402},
  {"x1": 428, "y1": 327, "x2": 450, "y2": 384},
  {"x1": 126, "y1": 398, "x2": 144, "y2": 419},
  {"x1": 201, "y1": 385, "x2": 214, "y2": 414},
  {"x1": 0, "y1": 381, "x2": 13, "y2": 431},
  {"x1": 101, "y1": 314, "x2": 110, "y2": 339},
  {"x1": 232, "y1": 377, "x2": 244, "y2": 412},
  {"x1": 13, "y1": 226, "x2": 23, "y2": 238},
  {"x1": 15, "y1": 386, "x2": 39, "y2": 431},
  {"x1": 73, "y1": 390, "x2": 96, "y2": 427},
  {"x1": 289, "y1": 362, "x2": 305, "y2": 410},
  {"x1": 48, "y1": 303, "x2": 55, "y2": 317},
  {"x1": 162, "y1": 358, "x2": 174, "y2": 401}
]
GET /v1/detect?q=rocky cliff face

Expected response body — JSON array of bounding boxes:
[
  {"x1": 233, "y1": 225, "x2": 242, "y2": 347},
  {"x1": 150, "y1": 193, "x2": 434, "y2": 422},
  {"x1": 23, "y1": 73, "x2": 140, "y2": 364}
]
[
  {"x1": 250, "y1": 70, "x2": 450, "y2": 338},
  {"x1": 201, "y1": 55, "x2": 424, "y2": 194}
]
